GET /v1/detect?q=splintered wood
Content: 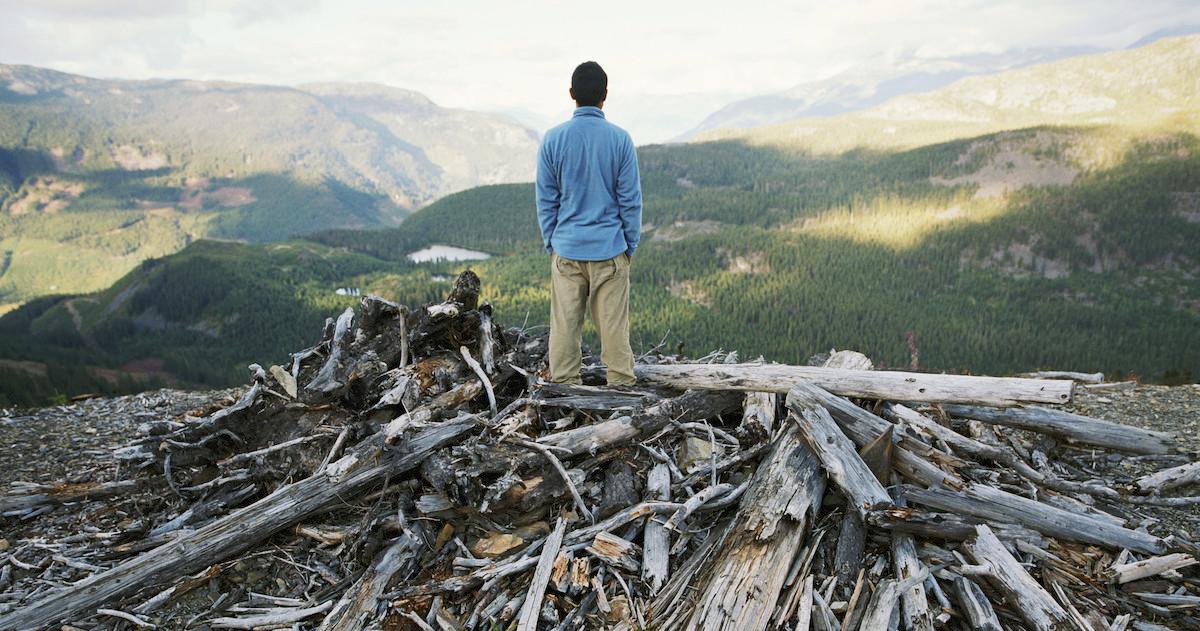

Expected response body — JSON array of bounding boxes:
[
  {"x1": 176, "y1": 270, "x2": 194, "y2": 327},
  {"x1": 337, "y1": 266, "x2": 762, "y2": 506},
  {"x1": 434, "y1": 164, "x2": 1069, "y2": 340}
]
[{"x1": 0, "y1": 271, "x2": 1196, "y2": 630}]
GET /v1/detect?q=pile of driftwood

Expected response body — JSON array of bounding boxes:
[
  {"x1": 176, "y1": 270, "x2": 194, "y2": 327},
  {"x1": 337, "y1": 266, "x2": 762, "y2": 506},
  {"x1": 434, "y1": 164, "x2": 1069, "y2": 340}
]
[{"x1": 1, "y1": 271, "x2": 1197, "y2": 631}]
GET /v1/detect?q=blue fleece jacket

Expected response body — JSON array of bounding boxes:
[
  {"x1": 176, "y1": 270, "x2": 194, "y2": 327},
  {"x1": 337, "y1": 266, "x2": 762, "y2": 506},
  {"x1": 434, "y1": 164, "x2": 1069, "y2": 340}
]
[{"x1": 536, "y1": 106, "x2": 642, "y2": 261}]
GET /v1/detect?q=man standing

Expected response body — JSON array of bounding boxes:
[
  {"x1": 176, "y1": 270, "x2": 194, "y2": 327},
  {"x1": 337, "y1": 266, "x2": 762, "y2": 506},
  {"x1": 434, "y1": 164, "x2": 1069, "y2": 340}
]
[{"x1": 536, "y1": 61, "x2": 642, "y2": 386}]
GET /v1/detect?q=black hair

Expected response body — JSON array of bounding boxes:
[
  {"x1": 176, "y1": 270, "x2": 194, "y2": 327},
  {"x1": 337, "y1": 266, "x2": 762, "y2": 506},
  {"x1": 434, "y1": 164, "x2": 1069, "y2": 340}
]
[{"x1": 571, "y1": 61, "x2": 607, "y2": 107}]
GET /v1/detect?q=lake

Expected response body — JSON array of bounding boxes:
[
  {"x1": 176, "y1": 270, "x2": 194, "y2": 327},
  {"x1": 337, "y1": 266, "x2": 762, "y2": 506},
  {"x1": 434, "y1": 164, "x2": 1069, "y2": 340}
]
[{"x1": 406, "y1": 244, "x2": 492, "y2": 263}]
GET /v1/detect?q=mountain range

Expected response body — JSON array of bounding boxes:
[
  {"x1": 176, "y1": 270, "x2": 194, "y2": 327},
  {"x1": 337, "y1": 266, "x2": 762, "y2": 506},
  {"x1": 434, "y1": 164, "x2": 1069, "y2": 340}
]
[
  {"x1": 1, "y1": 35, "x2": 1199, "y2": 405},
  {"x1": 676, "y1": 25, "x2": 1200, "y2": 142},
  {"x1": 0, "y1": 66, "x2": 539, "y2": 309}
]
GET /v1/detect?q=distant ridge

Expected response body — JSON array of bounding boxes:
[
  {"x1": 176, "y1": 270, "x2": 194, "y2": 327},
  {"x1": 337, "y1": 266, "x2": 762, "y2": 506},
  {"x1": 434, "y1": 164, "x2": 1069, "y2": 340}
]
[{"x1": 678, "y1": 25, "x2": 1199, "y2": 141}]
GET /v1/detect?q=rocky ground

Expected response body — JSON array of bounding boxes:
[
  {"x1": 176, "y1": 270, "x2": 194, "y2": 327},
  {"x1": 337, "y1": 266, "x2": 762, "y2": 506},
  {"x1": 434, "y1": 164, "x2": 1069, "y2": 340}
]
[
  {"x1": 1064, "y1": 382, "x2": 1200, "y2": 535},
  {"x1": 0, "y1": 389, "x2": 237, "y2": 490}
]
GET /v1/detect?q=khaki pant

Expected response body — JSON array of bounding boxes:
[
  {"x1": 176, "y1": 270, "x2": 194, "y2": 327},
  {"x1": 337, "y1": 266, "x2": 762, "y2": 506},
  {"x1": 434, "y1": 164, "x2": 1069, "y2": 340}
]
[{"x1": 549, "y1": 252, "x2": 635, "y2": 386}]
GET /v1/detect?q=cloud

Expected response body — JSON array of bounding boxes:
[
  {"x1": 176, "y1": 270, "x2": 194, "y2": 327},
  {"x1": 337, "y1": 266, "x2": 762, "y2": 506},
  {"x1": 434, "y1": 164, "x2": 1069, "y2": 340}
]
[{"x1": 0, "y1": 0, "x2": 1198, "y2": 141}]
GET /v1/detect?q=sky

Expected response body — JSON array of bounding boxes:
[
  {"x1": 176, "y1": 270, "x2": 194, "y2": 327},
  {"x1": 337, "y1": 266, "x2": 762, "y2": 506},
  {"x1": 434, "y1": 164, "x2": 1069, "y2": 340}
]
[{"x1": 1, "y1": 0, "x2": 1198, "y2": 143}]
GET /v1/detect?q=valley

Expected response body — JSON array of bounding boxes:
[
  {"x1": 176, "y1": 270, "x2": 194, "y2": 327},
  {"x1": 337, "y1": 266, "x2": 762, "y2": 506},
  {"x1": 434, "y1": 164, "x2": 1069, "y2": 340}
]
[
  {"x1": 0, "y1": 65, "x2": 539, "y2": 309},
  {"x1": 1, "y1": 36, "x2": 1198, "y2": 405}
]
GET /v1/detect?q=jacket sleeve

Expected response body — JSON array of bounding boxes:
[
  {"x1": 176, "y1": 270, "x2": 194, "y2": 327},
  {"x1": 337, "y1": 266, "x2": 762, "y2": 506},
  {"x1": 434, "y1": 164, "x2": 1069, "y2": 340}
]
[
  {"x1": 616, "y1": 134, "x2": 643, "y2": 257},
  {"x1": 535, "y1": 140, "x2": 559, "y2": 254}
]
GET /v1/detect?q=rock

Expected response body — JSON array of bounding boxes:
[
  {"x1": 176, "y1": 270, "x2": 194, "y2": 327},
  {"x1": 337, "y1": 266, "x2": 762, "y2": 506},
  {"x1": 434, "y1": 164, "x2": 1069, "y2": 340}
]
[
  {"x1": 678, "y1": 435, "x2": 715, "y2": 473},
  {"x1": 471, "y1": 533, "x2": 525, "y2": 558},
  {"x1": 269, "y1": 365, "x2": 298, "y2": 398}
]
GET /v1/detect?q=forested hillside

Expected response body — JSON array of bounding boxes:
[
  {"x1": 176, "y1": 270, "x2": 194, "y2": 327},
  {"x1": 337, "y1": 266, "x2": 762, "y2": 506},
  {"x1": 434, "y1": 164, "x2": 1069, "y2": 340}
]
[
  {"x1": 0, "y1": 65, "x2": 538, "y2": 310},
  {"x1": 2, "y1": 37, "x2": 1198, "y2": 405}
]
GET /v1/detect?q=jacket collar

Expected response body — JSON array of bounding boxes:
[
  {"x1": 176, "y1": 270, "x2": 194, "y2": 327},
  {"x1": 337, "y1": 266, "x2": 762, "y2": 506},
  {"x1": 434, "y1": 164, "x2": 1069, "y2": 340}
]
[{"x1": 572, "y1": 106, "x2": 605, "y2": 119}]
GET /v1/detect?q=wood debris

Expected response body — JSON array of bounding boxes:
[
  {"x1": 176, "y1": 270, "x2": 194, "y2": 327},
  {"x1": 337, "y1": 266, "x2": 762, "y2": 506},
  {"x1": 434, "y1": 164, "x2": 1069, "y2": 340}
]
[{"x1": 0, "y1": 270, "x2": 1197, "y2": 630}]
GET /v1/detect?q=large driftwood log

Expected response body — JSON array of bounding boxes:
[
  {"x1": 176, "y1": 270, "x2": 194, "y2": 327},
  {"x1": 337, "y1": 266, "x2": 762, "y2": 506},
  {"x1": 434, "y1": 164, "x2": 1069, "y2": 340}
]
[
  {"x1": 634, "y1": 363, "x2": 1073, "y2": 406},
  {"x1": 1108, "y1": 553, "x2": 1199, "y2": 584},
  {"x1": 903, "y1": 483, "x2": 1166, "y2": 554},
  {"x1": 669, "y1": 397, "x2": 827, "y2": 630},
  {"x1": 0, "y1": 419, "x2": 475, "y2": 631},
  {"x1": 886, "y1": 403, "x2": 1121, "y2": 500},
  {"x1": 940, "y1": 404, "x2": 1175, "y2": 454},
  {"x1": 962, "y1": 525, "x2": 1069, "y2": 631},
  {"x1": 786, "y1": 383, "x2": 891, "y2": 516}
]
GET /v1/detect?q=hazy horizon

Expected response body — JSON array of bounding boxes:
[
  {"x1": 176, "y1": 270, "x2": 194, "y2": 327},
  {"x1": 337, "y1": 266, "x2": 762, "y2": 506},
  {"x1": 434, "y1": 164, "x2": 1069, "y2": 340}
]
[{"x1": 2, "y1": 0, "x2": 1199, "y2": 142}]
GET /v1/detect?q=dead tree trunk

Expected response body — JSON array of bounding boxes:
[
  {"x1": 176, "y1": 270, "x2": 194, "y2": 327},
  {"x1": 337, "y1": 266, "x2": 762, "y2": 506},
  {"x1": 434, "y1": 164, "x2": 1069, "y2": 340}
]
[{"x1": 663, "y1": 397, "x2": 827, "y2": 630}]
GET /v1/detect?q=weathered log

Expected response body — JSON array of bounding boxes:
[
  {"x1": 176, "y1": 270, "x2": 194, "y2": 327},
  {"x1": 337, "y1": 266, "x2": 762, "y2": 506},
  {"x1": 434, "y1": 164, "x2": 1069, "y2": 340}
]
[
  {"x1": 0, "y1": 479, "x2": 142, "y2": 516},
  {"x1": 305, "y1": 307, "x2": 355, "y2": 395},
  {"x1": 951, "y1": 576, "x2": 1002, "y2": 631},
  {"x1": 886, "y1": 403, "x2": 1121, "y2": 500},
  {"x1": 318, "y1": 534, "x2": 418, "y2": 631},
  {"x1": 537, "y1": 390, "x2": 742, "y2": 458},
  {"x1": 533, "y1": 382, "x2": 662, "y2": 411},
  {"x1": 598, "y1": 461, "x2": 639, "y2": 520},
  {"x1": 642, "y1": 463, "x2": 671, "y2": 593},
  {"x1": 667, "y1": 396, "x2": 827, "y2": 630},
  {"x1": 1108, "y1": 553, "x2": 1199, "y2": 584},
  {"x1": 858, "y1": 569, "x2": 929, "y2": 631},
  {"x1": 739, "y1": 391, "x2": 776, "y2": 443},
  {"x1": 634, "y1": 363, "x2": 1073, "y2": 406},
  {"x1": 1018, "y1": 370, "x2": 1105, "y2": 383},
  {"x1": 0, "y1": 418, "x2": 475, "y2": 630},
  {"x1": 516, "y1": 517, "x2": 566, "y2": 631},
  {"x1": 864, "y1": 507, "x2": 1046, "y2": 547},
  {"x1": 805, "y1": 387, "x2": 962, "y2": 489},
  {"x1": 903, "y1": 483, "x2": 1166, "y2": 554},
  {"x1": 940, "y1": 404, "x2": 1175, "y2": 454},
  {"x1": 962, "y1": 524, "x2": 1069, "y2": 631},
  {"x1": 786, "y1": 383, "x2": 892, "y2": 516},
  {"x1": 832, "y1": 512, "x2": 866, "y2": 593},
  {"x1": 1135, "y1": 461, "x2": 1200, "y2": 494},
  {"x1": 890, "y1": 482, "x2": 933, "y2": 631}
]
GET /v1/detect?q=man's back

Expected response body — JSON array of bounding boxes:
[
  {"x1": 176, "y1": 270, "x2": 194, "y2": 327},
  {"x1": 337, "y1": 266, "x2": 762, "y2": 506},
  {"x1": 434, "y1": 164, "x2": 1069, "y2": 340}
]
[{"x1": 536, "y1": 106, "x2": 641, "y2": 262}]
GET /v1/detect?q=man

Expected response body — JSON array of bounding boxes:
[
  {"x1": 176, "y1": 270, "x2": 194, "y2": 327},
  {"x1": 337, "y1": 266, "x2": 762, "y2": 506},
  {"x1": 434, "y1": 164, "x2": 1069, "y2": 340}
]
[{"x1": 536, "y1": 61, "x2": 642, "y2": 386}]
